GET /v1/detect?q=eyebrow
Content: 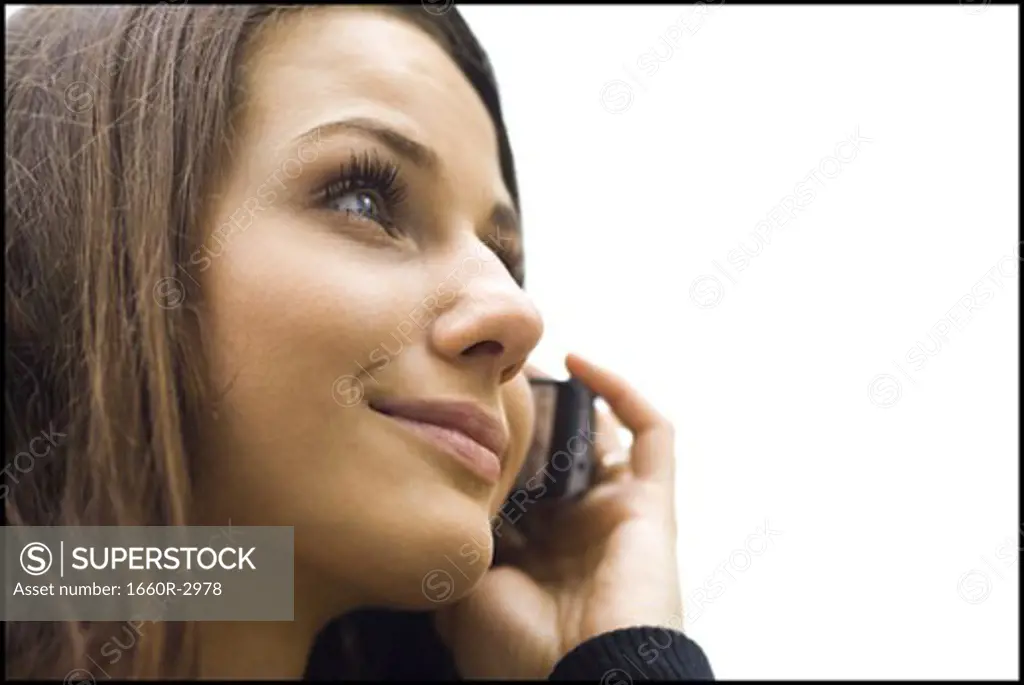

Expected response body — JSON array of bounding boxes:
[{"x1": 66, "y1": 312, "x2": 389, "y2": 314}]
[
  {"x1": 294, "y1": 117, "x2": 522, "y2": 237},
  {"x1": 295, "y1": 117, "x2": 441, "y2": 172}
]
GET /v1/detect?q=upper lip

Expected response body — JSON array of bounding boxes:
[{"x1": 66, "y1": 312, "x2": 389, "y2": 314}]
[{"x1": 369, "y1": 397, "x2": 510, "y2": 460}]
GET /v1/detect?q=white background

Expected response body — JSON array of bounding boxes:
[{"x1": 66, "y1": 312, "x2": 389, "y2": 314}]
[{"x1": 6, "y1": 3, "x2": 1019, "y2": 679}]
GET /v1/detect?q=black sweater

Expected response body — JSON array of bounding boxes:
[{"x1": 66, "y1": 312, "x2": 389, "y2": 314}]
[
  {"x1": 304, "y1": 610, "x2": 714, "y2": 680},
  {"x1": 549, "y1": 626, "x2": 714, "y2": 681}
]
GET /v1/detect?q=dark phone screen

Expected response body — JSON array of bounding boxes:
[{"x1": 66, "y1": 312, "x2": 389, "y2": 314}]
[{"x1": 516, "y1": 381, "x2": 558, "y2": 491}]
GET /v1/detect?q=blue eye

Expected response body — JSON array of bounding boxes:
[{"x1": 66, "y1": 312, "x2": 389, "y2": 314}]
[
  {"x1": 326, "y1": 190, "x2": 388, "y2": 225},
  {"x1": 316, "y1": 151, "x2": 407, "y2": 236}
]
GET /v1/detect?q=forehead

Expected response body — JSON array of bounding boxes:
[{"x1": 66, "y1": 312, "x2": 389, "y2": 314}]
[{"x1": 238, "y1": 8, "x2": 501, "y2": 178}]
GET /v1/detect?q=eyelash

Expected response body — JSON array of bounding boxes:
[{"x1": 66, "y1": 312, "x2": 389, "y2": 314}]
[
  {"x1": 315, "y1": 150, "x2": 408, "y2": 236},
  {"x1": 313, "y1": 150, "x2": 524, "y2": 285}
]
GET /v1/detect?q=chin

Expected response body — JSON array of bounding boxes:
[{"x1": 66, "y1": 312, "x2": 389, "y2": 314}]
[
  {"x1": 299, "y1": 475, "x2": 499, "y2": 612},
  {"x1": 387, "y1": 485, "x2": 498, "y2": 610}
]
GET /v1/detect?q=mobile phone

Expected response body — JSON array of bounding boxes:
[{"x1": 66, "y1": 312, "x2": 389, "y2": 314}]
[{"x1": 509, "y1": 377, "x2": 597, "y2": 503}]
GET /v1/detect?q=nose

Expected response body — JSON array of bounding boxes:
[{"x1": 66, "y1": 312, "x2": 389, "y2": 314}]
[{"x1": 431, "y1": 250, "x2": 544, "y2": 385}]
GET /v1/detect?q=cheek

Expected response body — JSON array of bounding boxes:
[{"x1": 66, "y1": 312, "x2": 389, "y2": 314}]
[
  {"x1": 201, "y1": 212, "x2": 418, "y2": 395},
  {"x1": 194, "y1": 211, "x2": 428, "y2": 512}
]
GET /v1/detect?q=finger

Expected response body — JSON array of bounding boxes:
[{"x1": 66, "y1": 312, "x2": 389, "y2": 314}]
[
  {"x1": 597, "y1": 450, "x2": 632, "y2": 483},
  {"x1": 593, "y1": 408, "x2": 631, "y2": 482},
  {"x1": 593, "y1": 406, "x2": 627, "y2": 457},
  {"x1": 566, "y1": 353, "x2": 676, "y2": 484},
  {"x1": 567, "y1": 353, "x2": 665, "y2": 434},
  {"x1": 532, "y1": 481, "x2": 639, "y2": 550}
]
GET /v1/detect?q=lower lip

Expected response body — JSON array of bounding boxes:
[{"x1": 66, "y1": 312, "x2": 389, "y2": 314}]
[{"x1": 381, "y1": 414, "x2": 502, "y2": 485}]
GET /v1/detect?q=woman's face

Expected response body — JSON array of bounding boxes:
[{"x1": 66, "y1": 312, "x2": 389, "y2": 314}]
[{"x1": 192, "y1": 7, "x2": 543, "y2": 612}]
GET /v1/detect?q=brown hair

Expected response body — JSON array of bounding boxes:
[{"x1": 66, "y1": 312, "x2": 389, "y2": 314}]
[{"x1": 4, "y1": 4, "x2": 519, "y2": 678}]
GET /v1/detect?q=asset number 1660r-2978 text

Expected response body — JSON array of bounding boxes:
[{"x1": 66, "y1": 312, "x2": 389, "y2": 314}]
[{"x1": 126, "y1": 581, "x2": 222, "y2": 596}]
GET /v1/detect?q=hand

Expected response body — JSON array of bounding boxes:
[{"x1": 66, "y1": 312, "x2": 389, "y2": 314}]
[{"x1": 434, "y1": 353, "x2": 682, "y2": 679}]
